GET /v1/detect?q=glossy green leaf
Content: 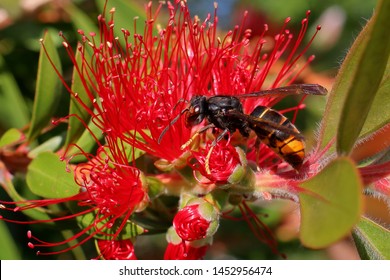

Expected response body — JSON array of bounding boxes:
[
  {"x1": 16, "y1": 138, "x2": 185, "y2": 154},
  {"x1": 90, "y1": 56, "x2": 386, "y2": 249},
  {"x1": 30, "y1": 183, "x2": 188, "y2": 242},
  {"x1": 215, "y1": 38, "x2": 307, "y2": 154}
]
[
  {"x1": 26, "y1": 151, "x2": 79, "y2": 199},
  {"x1": 66, "y1": 119, "x2": 102, "y2": 162},
  {"x1": 358, "y1": 59, "x2": 390, "y2": 139},
  {"x1": 64, "y1": 48, "x2": 94, "y2": 147},
  {"x1": 27, "y1": 32, "x2": 62, "y2": 142},
  {"x1": 0, "y1": 128, "x2": 24, "y2": 148},
  {"x1": 352, "y1": 216, "x2": 390, "y2": 260},
  {"x1": 61, "y1": 229, "x2": 87, "y2": 260},
  {"x1": 96, "y1": 0, "x2": 146, "y2": 46},
  {"x1": 0, "y1": 220, "x2": 21, "y2": 259},
  {"x1": 0, "y1": 55, "x2": 30, "y2": 129},
  {"x1": 337, "y1": 0, "x2": 390, "y2": 155},
  {"x1": 317, "y1": 34, "x2": 366, "y2": 152},
  {"x1": 114, "y1": 138, "x2": 146, "y2": 162},
  {"x1": 0, "y1": 163, "x2": 51, "y2": 221},
  {"x1": 28, "y1": 135, "x2": 64, "y2": 158},
  {"x1": 65, "y1": 2, "x2": 99, "y2": 36},
  {"x1": 299, "y1": 157, "x2": 363, "y2": 248},
  {"x1": 146, "y1": 176, "x2": 165, "y2": 199},
  {"x1": 317, "y1": 0, "x2": 388, "y2": 153},
  {"x1": 67, "y1": 127, "x2": 147, "y2": 163},
  {"x1": 76, "y1": 210, "x2": 144, "y2": 240}
]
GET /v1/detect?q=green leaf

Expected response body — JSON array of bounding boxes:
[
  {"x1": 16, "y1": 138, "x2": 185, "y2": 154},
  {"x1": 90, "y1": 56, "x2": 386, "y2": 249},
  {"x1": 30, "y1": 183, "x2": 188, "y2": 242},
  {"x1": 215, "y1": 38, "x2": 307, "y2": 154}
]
[
  {"x1": 299, "y1": 157, "x2": 363, "y2": 248},
  {"x1": 352, "y1": 216, "x2": 390, "y2": 260},
  {"x1": 65, "y1": 2, "x2": 99, "y2": 36},
  {"x1": 28, "y1": 135, "x2": 64, "y2": 158},
  {"x1": 317, "y1": 31, "x2": 367, "y2": 152},
  {"x1": 337, "y1": 0, "x2": 390, "y2": 155},
  {"x1": 27, "y1": 32, "x2": 62, "y2": 142},
  {"x1": 66, "y1": 119, "x2": 102, "y2": 162},
  {"x1": 114, "y1": 138, "x2": 146, "y2": 162},
  {"x1": 317, "y1": 0, "x2": 390, "y2": 154},
  {"x1": 146, "y1": 176, "x2": 165, "y2": 199},
  {"x1": 0, "y1": 128, "x2": 24, "y2": 148},
  {"x1": 358, "y1": 58, "x2": 390, "y2": 139},
  {"x1": 0, "y1": 55, "x2": 30, "y2": 129},
  {"x1": 76, "y1": 210, "x2": 144, "y2": 240},
  {"x1": 0, "y1": 163, "x2": 52, "y2": 221},
  {"x1": 64, "y1": 48, "x2": 94, "y2": 147},
  {"x1": 67, "y1": 128, "x2": 147, "y2": 163},
  {"x1": 0, "y1": 220, "x2": 21, "y2": 259},
  {"x1": 95, "y1": 0, "x2": 146, "y2": 45},
  {"x1": 26, "y1": 151, "x2": 79, "y2": 199}
]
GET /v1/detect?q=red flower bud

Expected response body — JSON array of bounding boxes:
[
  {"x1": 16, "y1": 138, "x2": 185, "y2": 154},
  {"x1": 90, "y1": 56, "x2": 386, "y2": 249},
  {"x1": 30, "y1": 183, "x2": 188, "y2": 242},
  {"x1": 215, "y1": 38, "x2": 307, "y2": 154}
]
[
  {"x1": 96, "y1": 239, "x2": 137, "y2": 260},
  {"x1": 173, "y1": 201, "x2": 219, "y2": 241},
  {"x1": 164, "y1": 241, "x2": 209, "y2": 260},
  {"x1": 164, "y1": 226, "x2": 211, "y2": 260},
  {"x1": 191, "y1": 140, "x2": 247, "y2": 184}
]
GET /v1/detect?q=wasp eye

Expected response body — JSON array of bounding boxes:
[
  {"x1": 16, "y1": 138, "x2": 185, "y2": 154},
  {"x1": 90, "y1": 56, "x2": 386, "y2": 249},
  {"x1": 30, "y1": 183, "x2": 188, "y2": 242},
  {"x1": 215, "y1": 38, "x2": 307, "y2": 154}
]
[{"x1": 194, "y1": 106, "x2": 200, "y2": 113}]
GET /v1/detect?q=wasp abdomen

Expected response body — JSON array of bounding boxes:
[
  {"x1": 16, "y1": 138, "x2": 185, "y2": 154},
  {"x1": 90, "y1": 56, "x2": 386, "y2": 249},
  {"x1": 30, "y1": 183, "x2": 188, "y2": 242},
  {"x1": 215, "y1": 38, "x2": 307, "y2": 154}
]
[{"x1": 249, "y1": 106, "x2": 305, "y2": 169}]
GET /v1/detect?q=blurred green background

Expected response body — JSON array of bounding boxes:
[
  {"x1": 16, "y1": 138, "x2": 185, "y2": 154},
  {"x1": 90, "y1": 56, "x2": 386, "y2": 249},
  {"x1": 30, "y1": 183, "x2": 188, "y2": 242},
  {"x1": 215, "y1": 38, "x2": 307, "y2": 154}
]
[{"x1": 0, "y1": 0, "x2": 378, "y2": 259}]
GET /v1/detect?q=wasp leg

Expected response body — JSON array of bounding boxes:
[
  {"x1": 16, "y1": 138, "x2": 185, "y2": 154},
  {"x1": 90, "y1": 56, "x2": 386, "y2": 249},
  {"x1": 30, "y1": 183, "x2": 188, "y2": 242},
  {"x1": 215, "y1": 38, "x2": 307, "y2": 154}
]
[
  {"x1": 181, "y1": 123, "x2": 215, "y2": 150},
  {"x1": 212, "y1": 128, "x2": 230, "y2": 146}
]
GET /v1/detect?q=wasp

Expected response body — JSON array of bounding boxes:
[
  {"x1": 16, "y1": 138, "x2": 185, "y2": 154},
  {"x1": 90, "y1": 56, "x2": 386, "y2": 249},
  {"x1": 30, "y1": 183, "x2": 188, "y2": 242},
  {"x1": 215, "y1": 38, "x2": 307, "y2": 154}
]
[{"x1": 158, "y1": 84, "x2": 327, "y2": 171}]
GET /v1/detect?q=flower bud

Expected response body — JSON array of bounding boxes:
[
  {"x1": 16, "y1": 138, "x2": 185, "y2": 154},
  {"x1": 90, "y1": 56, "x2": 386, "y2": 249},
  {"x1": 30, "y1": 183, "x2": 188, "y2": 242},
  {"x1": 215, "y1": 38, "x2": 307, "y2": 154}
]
[
  {"x1": 173, "y1": 199, "x2": 219, "y2": 241},
  {"x1": 192, "y1": 141, "x2": 248, "y2": 184},
  {"x1": 164, "y1": 227, "x2": 211, "y2": 260},
  {"x1": 96, "y1": 239, "x2": 137, "y2": 260}
]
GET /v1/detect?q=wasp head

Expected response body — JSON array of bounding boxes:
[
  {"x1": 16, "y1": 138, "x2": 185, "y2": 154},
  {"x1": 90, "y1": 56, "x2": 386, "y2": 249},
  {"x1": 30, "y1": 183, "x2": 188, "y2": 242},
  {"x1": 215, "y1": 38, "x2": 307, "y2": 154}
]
[{"x1": 185, "y1": 96, "x2": 207, "y2": 127}]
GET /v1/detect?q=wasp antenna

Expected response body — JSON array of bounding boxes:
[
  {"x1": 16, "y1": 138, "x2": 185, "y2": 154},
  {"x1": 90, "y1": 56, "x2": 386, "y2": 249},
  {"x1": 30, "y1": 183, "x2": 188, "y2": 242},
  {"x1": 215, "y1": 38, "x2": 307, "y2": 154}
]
[
  {"x1": 157, "y1": 108, "x2": 189, "y2": 144},
  {"x1": 172, "y1": 98, "x2": 188, "y2": 111},
  {"x1": 301, "y1": 84, "x2": 328, "y2": 95},
  {"x1": 157, "y1": 125, "x2": 171, "y2": 144}
]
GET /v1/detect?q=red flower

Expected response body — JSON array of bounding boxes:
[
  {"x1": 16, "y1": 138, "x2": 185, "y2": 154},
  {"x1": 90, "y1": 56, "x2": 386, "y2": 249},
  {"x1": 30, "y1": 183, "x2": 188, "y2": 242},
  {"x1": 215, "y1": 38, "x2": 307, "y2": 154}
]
[
  {"x1": 191, "y1": 140, "x2": 247, "y2": 184},
  {"x1": 96, "y1": 239, "x2": 137, "y2": 260},
  {"x1": 173, "y1": 200, "x2": 219, "y2": 242},
  {"x1": 1, "y1": 1, "x2": 326, "y2": 259},
  {"x1": 74, "y1": 145, "x2": 149, "y2": 218},
  {"x1": 0, "y1": 140, "x2": 148, "y2": 256},
  {"x1": 54, "y1": 2, "x2": 320, "y2": 170},
  {"x1": 164, "y1": 241, "x2": 209, "y2": 260},
  {"x1": 173, "y1": 204, "x2": 210, "y2": 241},
  {"x1": 164, "y1": 226, "x2": 211, "y2": 260}
]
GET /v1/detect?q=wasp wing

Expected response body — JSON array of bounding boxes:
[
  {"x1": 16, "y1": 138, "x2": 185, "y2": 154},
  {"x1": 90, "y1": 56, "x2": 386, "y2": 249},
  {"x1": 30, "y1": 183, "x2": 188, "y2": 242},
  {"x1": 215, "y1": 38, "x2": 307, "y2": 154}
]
[
  {"x1": 226, "y1": 110, "x2": 304, "y2": 139},
  {"x1": 236, "y1": 84, "x2": 327, "y2": 99}
]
